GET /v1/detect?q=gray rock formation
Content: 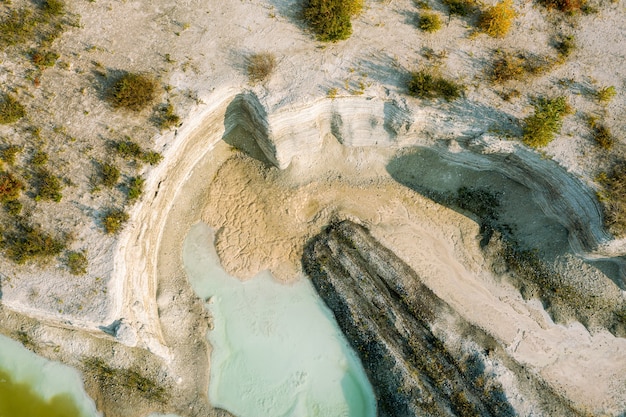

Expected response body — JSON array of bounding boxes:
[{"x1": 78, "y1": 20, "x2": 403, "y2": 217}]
[{"x1": 303, "y1": 220, "x2": 583, "y2": 417}]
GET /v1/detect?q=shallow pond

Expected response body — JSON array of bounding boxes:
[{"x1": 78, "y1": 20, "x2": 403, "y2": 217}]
[
  {"x1": 182, "y1": 222, "x2": 376, "y2": 417},
  {"x1": 0, "y1": 334, "x2": 99, "y2": 417}
]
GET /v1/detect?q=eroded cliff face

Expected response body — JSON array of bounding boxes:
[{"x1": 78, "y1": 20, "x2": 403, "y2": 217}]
[{"x1": 303, "y1": 220, "x2": 584, "y2": 417}]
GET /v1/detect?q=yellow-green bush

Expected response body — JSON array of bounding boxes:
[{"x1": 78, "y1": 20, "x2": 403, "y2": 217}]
[
  {"x1": 303, "y1": 0, "x2": 363, "y2": 41},
  {"x1": 522, "y1": 96, "x2": 570, "y2": 148},
  {"x1": 478, "y1": 0, "x2": 516, "y2": 38}
]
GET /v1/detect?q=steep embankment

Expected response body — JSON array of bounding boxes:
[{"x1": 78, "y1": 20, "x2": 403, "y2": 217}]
[{"x1": 303, "y1": 220, "x2": 584, "y2": 417}]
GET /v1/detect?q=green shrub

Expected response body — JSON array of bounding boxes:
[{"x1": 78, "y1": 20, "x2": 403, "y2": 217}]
[
  {"x1": 247, "y1": 52, "x2": 277, "y2": 83},
  {"x1": 1, "y1": 145, "x2": 22, "y2": 165},
  {"x1": 0, "y1": 171, "x2": 23, "y2": 202},
  {"x1": 3, "y1": 221, "x2": 66, "y2": 264},
  {"x1": 592, "y1": 124, "x2": 614, "y2": 150},
  {"x1": 102, "y1": 208, "x2": 128, "y2": 234},
  {"x1": 100, "y1": 162, "x2": 120, "y2": 187},
  {"x1": 41, "y1": 0, "x2": 65, "y2": 18},
  {"x1": 126, "y1": 176, "x2": 145, "y2": 203},
  {"x1": 33, "y1": 168, "x2": 63, "y2": 202},
  {"x1": 418, "y1": 12, "x2": 442, "y2": 32},
  {"x1": 4, "y1": 199, "x2": 22, "y2": 216},
  {"x1": 443, "y1": 0, "x2": 478, "y2": 15},
  {"x1": 154, "y1": 103, "x2": 180, "y2": 130},
  {"x1": 31, "y1": 150, "x2": 48, "y2": 166},
  {"x1": 522, "y1": 96, "x2": 570, "y2": 148},
  {"x1": 107, "y1": 72, "x2": 158, "y2": 111},
  {"x1": 0, "y1": 8, "x2": 35, "y2": 47},
  {"x1": 408, "y1": 70, "x2": 465, "y2": 101},
  {"x1": 478, "y1": 0, "x2": 516, "y2": 38},
  {"x1": 31, "y1": 49, "x2": 59, "y2": 69},
  {"x1": 66, "y1": 250, "x2": 88, "y2": 275},
  {"x1": 113, "y1": 139, "x2": 163, "y2": 166},
  {"x1": 302, "y1": 0, "x2": 363, "y2": 41},
  {"x1": 0, "y1": 94, "x2": 25, "y2": 124},
  {"x1": 596, "y1": 86, "x2": 616, "y2": 103}
]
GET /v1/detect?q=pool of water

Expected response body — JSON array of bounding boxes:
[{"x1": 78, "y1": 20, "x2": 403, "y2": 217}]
[
  {"x1": 0, "y1": 334, "x2": 99, "y2": 417},
  {"x1": 182, "y1": 222, "x2": 376, "y2": 417}
]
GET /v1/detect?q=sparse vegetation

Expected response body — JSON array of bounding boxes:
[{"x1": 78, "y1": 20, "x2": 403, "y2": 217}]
[
  {"x1": 247, "y1": 52, "x2": 277, "y2": 83},
  {"x1": 66, "y1": 250, "x2": 88, "y2": 275},
  {"x1": 31, "y1": 49, "x2": 59, "y2": 69},
  {"x1": 31, "y1": 150, "x2": 48, "y2": 166},
  {"x1": 408, "y1": 70, "x2": 465, "y2": 101},
  {"x1": 0, "y1": 94, "x2": 25, "y2": 124},
  {"x1": 0, "y1": 145, "x2": 22, "y2": 166},
  {"x1": 33, "y1": 168, "x2": 63, "y2": 202},
  {"x1": 4, "y1": 199, "x2": 22, "y2": 216},
  {"x1": 0, "y1": 171, "x2": 24, "y2": 202},
  {"x1": 489, "y1": 51, "x2": 553, "y2": 83},
  {"x1": 113, "y1": 139, "x2": 163, "y2": 166},
  {"x1": 100, "y1": 162, "x2": 120, "y2": 188},
  {"x1": 154, "y1": 102, "x2": 180, "y2": 130},
  {"x1": 107, "y1": 72, "x2": 158, "y2": 111},
  {"x1": 597, "y1": 163, "x2": 626, "y2": 235},
  {"x1": 443, "y1": 0, "x2": 478, "y2": 15},
  {"x1": 2, "y1": 221, "x2": 66, "y2": 264},
  {"x1": 554, "y1": 35, "x2": 575, "y2": 59},
  {"x1": 596, "y1": 86, "x2": 616, "y2": 103},
  {"x1": 126, "y1": 176, "x2": 145, "y2": 203},
  {"x1": 588, "y1": 118, "x2": 614, "y2": 150},
  {"x1": 302, "y1": 0, "x2": 363, "y2": 41},
  {"x1": 478, "y1": 0, "x2": 516, "y2": 38},
  {"x1": 102, "y1": 208, "x2": 129, "y2": 234},
  {"x1": 522, "y1": 96, "x2": 570, "y2": 148},
  {"x1": 418, "y1": 12, "x2": 442, "y2": 32},
  {"x1": 83, "y1": 357, "x2": 168, "y2": 402},
  {"x1": 538, "y1": 0, "x2": 585, "y2": 13},
  {"x1": 0, "y1": 1, "x2": 69, "y2": 49}
]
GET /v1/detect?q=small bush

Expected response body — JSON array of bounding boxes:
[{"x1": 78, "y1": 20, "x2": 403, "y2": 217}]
[
  {"x1": 418, "y1": 12, "x2": 442, "y2": 32},
  {"x1": 3, "y1": 222, "x2": 66, "y2": 264},
  {"x1": 102, "y1": 208, "x2": 129, "y2": 234},
  {"x1": 31, "y1": 150, "x2": 48, "y2": 166},
  {"x1": 597, "y1": 163, "x2": 626, "y2": 235},
  {"x1": 33, "y1": 168, "x2": 63, "y2": 202},
  {"x1": 538, "y1": 0, "x2": 585, "y2": 13},
  {"x1": 0, "y1": 94, "x2": 26, "y2": 124},
  {"x1": 126, "y1": 176, "x2": 145, "y2": 203},
  {"x1": 247, "y1": 52, "x2": 277, "y2": 83},
  {"x1": 41, "y1": 0, "x2": 65, "y2": 18},
  {"x1": 0, "y1": 171, "x2": 24, "y2": 202},
  {"x1": 1, "y1": 145, "x2": 22, "y2": 166},
  {"x1": 522, "y1": 96, "x2": 570, "y2": 148},
  {"x1": 443, "y1": 0, "x2": 478, "y2": 15},
  {"x1": 408, "y1": 70, "x2": 465, "y2": 101},
  {"x1": 596, "y1": 86, "x2": 616, "y2": 103},
  {"x1": 302, "y1": 0, "x2": 363, "y2": 41},
  {"x1": 592, "y1": 124, "x2": 614, "y2": 150},
  {"x1": 113, "y1": 139, "x2": 162, "y2": 165},
  {"x1": 478, "y1": 0, "x2": 516, "y2": 38},
  {"x1": 554, "y1": 35, "x2": 575, "y2": 58},
  {"x1": 490, "y1": 51, "x2": 553, "y2": 83},
  {"x1": 107, "y1": 72, "x2": 158, "y2": 111},
  {"x1": 100, "y1": 162, "x2": 120, "y2": 187},
  {"x1": 4, "y1": 199, "x2": 22, "y2": 216},
  {"x1": 31, "y1": 49, "x2": 59, "y2": 69},
  {"x1": 154, "y1": 103, "x2": 180, "y2": 130},
  {"x1": 0, "y1": 9, "x2": 35, "y2": 47},
  {"x1": 66, "y1": 250, "x2": 88, "y2": 275}
]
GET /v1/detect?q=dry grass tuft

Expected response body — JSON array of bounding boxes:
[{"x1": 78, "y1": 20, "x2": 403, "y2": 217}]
[
  {"x1": 478, "y1": 0, "x2": 516, "y2": 38},
  {"x1": 247, "y1": 52, "x2": 277, "y2": 83}
]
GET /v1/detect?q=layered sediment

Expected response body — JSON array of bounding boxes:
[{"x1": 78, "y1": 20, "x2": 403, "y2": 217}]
[{"x1": 303, "y1": 220, "x2": 584, "y2": 417}]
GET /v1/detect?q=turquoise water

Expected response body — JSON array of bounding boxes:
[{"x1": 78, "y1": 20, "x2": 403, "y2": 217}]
[
  {"x1": 0, "y1": 334, "x2": 99, "y2": 417},
  {"x1": 182, "y1": 222, "x2": 376, "y2": 417}
]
